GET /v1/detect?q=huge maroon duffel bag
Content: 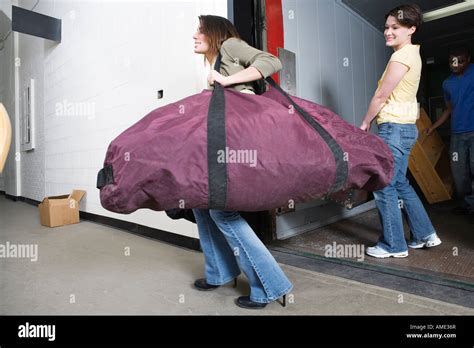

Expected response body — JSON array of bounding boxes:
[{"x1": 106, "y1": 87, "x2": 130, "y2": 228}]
[{"x1": 97, "y1": 59, "x2": 393, "y2": 214}]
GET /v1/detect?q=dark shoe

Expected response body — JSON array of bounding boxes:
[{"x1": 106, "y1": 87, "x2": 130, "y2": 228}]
[
  {"x1": 451, "y1": 206, "x2": 470, "y2": 215},
  {"x1": 193, "y1": 278, "x2": 237, "y2": 291},
  {"x1": 469, "y1": 212, "x2": 474, "y2": 224},
  {"x1": 235, "y1": 296, "x2": 267, "y2": 309},
  {"x1": 235, "y1": 294, "x2": 287, "y2": 309}
]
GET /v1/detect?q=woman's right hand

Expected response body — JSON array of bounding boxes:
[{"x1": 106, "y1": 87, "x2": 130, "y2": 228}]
[
  {"x1": 425, "y1": 127, "x2": 433, "y2": 136},
  {"x1": 360, "y1": 120, "x2": 372, "y2": 132},
  {"x1": 208, "y1": 70, "x2": 230, "y2": 87}
]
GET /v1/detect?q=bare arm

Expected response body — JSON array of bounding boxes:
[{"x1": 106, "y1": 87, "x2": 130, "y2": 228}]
[
  {"x1": 360, "y1": 62, "x2": 409, "y2": 131},
  {"x1": 427, "y1": 102, "x2": 452, "y2": 135}
]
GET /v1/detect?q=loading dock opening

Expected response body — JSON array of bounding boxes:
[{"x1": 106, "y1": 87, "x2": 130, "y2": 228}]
[{"x1": 230, "y1": 0, "x2": 474, "y2": 301}]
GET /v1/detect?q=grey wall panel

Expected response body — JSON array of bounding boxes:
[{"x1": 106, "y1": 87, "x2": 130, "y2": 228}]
[
  {"x1": 281, "y1": 0, "x2": 298, "y2": 83},
  {"x1": 363, "y1": 27, "x2": 376, "y2": 108},
  {"x1": 282, "y1": 0, "x2": 390, "y2": 127},
  {"x1": 296, "y1": 0, "x2": 322, "y2": 102},
  {"x1": 317, "y1": 0, "x2": 338, "y2": 112},
  {"x1": 334, "y1": 2, "x2": 354, "y2": 124},
  {"x1": 350, "y1": 15, "x2": 366, "y2": 126},
  {"x1": 375, "y1": 35, "x2": 388, "y2": 89}
]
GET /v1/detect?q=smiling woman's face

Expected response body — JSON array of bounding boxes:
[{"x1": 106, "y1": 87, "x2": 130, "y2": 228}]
[
  {"x1": 384, "y1": 15, "x2": 415, "y2": 48},
  {"x1": 192, "y1": 26, "x2": 210, "y2": 55}
]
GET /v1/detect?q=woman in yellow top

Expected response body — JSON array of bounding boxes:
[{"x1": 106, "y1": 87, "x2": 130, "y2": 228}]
[
  {"x1": 191, "y1": 15, "x2": 292, "y2": 309},
  {"x1": 360, "y1": 4, "x2": 441, "y2": 258}
]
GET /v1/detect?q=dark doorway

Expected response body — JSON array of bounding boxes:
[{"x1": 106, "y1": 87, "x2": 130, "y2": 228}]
[
  {"x1": 232, "y1": 0, "x2": 264, "y2": 50},
  {"x1": 230, "y1": 0, "x2": 275, "y2": 243}
]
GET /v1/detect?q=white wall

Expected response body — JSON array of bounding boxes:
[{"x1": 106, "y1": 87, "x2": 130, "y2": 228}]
[
  {"x1": 9, "y1": 0, "x2": 227, "y2": 238},
  {"x1": 17, "y1": 0, "x2": 45, "y2": 201},
  {"x1": 0, "y1": 0, "x2": 12, "y2": 18}
]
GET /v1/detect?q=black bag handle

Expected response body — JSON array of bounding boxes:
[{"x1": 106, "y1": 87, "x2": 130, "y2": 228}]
[
  {"x1": 207, "y1": 52, "x2": 227, "y2": 209},
  {"x1": 265, "y1": 77, "x2": 348, "y2": 193},
  {"x1": 214, "y1": 52, "x2": 222, "y2": 73},
  {"x1": 206, "y1": 52, "x2": 348, "y2": 209}
]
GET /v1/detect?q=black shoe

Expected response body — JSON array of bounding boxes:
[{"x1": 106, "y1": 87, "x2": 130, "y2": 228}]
[
  {"x1": 469, "y1": 211, "x2": 474, "y2": 224},
  {"x1": 193, "y1": 278, "x2": 237, "y2": 291},
  {"x1": 235, "y1": 294, "x2": 288, "y2": 309},
  {"x1": 235, "y1": 296, "x2": 267, "y2": 309}
]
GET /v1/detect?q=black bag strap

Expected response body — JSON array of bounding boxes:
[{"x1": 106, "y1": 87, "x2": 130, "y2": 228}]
[
  {"x1": 207, "y1": 53, "x2": 227, "y2": 209},
  {"x1": 206, "y1": 51, "x2": 348, "y2": 208},
  {"x1": 214, "y1": 51, "x2": 222, "y2": 73},
  {"x1": 265, "y1": 77, "x2": 348, "y2": 193}
]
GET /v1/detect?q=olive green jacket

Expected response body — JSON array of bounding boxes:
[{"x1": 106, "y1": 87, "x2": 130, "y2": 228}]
[{"x1": 211, "y1": 38, "x2": 282, "y2": 92}]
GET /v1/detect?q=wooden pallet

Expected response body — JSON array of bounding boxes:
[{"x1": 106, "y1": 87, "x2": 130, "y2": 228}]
[{"x1": 408, "y1": 108, "x2": 453, "y2": 204}]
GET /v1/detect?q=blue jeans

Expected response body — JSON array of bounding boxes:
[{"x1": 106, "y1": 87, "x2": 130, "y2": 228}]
[
  {"x1": 192, "y1": 209, "x2": 293, "y2": 303},
  {"x1": 450, "y1": 131, "x2": 474, "y2": 211},
  {"x1": 373, "y1": 123, "x2": 436, "y2": 252}
]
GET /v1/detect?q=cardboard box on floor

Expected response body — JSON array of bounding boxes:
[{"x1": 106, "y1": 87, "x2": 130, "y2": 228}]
[{"x1": 39, "y1": 190, "x2": 86, "y2": 227}]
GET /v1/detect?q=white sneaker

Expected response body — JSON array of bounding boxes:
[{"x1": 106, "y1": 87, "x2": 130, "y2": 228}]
[
  {"x1": 366, "y1": 245, "x2": 408, "y2": 258},
  {"x1": 408, "y1": 233, "x2": 442, "y2": 249}
]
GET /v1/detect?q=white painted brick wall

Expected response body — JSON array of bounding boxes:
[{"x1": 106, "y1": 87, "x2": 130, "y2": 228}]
[
  {"x1": 14, "y1": 0, "x2": 226, "y2": 238},
  {"x1": 17, "y1": 0, "x2": 46, "y2": 202}
]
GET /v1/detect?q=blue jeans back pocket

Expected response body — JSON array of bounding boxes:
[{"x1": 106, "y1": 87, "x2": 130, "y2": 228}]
[
  {"x1": 377, "y1": 123, "x2": 392, "y2": 142},
  {"x1": 400, "y1": 128, "x2": 418, "y2": 151}
]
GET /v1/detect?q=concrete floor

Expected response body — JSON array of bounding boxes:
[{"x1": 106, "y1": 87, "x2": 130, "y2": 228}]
[{"x1": 1, "y1": 196, "x2": 473, "y2": 315}]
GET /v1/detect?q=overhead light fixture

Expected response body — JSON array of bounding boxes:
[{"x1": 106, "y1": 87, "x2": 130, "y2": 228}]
[{"x1": 423, "y1": 0, "x2": 474, "y2": 22}]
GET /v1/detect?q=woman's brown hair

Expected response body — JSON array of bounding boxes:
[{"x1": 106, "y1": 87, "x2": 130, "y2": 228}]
[
  {"x1": 385, "y1": 4, "x2": 423, "y2": 33},
  {"x1": 198, "y1": 15, "x2": 241, "y2": 59}
]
